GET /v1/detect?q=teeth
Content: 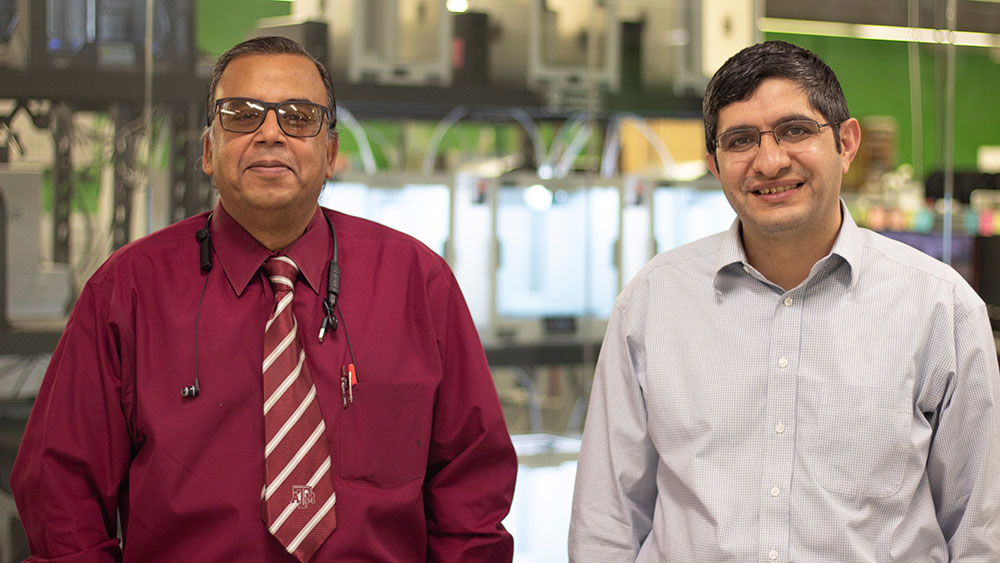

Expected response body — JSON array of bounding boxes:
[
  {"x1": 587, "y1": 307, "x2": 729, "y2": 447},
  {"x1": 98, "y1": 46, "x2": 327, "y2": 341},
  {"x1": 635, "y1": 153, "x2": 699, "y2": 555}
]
[{"x1": 757, "y1": 184, "x2": 798, "y2": 195}]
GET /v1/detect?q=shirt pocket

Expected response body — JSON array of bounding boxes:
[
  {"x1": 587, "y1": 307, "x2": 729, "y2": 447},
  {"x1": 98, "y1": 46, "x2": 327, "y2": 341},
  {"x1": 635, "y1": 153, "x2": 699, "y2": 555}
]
[
  {"x1": 340, "y1": 382, "x2": 428, "y2": 487},
  {"x1": 813, "y1": 383, "x2": 911, "y2": 498}
]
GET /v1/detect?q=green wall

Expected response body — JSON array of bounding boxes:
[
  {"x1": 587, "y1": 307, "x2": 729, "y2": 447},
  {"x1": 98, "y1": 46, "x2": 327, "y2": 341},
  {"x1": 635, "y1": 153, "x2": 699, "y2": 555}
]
[
  {"x1": 767, "y1": 33, "x2": 1000, "y2": 175},
  {"x1": 196, "y1": 0, "x2": 291, "y2": 57}
]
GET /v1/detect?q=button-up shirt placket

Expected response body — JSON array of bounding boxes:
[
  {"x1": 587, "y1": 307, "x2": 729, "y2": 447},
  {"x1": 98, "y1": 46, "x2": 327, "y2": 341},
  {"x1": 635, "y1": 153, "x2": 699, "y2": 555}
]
[{"x1": 757, "y1": 286, "x2": 802, "y2": 563}]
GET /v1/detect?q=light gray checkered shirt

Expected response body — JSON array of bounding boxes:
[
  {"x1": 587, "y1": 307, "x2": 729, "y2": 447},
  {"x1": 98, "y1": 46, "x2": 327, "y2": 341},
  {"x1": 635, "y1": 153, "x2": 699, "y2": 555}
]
[{"x1": 570, "y1": 205, "x2": 1000, "y2": 562}]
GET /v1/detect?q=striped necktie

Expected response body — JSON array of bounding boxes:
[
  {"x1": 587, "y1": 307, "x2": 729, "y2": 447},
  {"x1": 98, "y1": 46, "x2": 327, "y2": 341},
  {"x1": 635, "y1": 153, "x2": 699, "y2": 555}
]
[{"x1": 261, "y1": 256, "x2": 337, "y2": 562}]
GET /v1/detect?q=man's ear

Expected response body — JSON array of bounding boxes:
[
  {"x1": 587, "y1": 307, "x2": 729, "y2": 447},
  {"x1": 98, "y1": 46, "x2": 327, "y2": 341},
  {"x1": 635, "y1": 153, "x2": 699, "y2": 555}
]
[
  {"x1": 706, "y1": 152, "x2": 721, "y2": 182},
  {"x1": 202, "y1": 130, "x2": 214, "y2": 177},
  {"x1": 325, "y1": 136, "x2": 339, "y2": 179},
  {"x1": 839, "y1": 118, "x2": 861, "y2": 175}
]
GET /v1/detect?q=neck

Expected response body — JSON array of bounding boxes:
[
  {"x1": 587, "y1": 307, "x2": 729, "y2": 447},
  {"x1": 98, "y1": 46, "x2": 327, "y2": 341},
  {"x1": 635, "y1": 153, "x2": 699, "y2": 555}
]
[
  {"x1": 224, "y1": 203, "x2": 316, "y2": 251},
  {"x1": 741, "y1": 214, "x2": 842, "y2": 292}
]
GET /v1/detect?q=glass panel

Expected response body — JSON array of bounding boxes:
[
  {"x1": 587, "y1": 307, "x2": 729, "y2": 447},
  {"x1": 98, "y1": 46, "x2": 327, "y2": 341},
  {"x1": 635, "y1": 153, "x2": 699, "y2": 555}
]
[
  {"x1": 620, "y1": 177, "x2": 653, "y2": 285},
  {"x1": 46, "y1": 0, "x2": 88, "y2": 54},
  {"x1": 495, "y1": 183, "x2": 619, "y2": 318},
  {"x1": 653, "y1": 187, "x2": 735, "y2": 253},
  {"x1": 360, "y1": 0, "x2": 444, "y2": 63},
  {"x1": 539, "y1": 0, "x2": 609, "y2": 67},
  {"x1": 319, "y1": 180, "x2": 451, "y2": 257},
  {"x1": 451, "y1": 173, "x2": 492, "y2": 328}
]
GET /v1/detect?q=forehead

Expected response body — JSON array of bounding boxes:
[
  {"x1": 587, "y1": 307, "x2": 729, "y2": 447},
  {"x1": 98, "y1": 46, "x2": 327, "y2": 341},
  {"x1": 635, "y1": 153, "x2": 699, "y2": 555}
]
[
  {"x1": 717, "y1": 78, "x2": 820, "y2": 130},
  {"x1": 216, "y1": 53, "x2": 326, "y2": 104}
]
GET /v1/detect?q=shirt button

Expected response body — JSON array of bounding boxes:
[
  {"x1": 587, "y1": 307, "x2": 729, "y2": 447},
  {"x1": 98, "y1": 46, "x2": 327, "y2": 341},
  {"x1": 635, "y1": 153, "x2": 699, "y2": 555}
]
[
  {"x1": 743, "y1": 265, "x2": 751, "y2": 274},
  {"x1": 778, "y1": 357, "x2": 788, "y2": 369},
  {"x1": 770, "y1": 486, "x2": 780, "y2": 497},
  {"x1": 775, "y1": 422, "x2": 785, "y2": 434},
  {"x1": 783, "y1": 296, "x2": 793, "y2": 307},
  {"x1": 769, "y1": 549, "x2": 779, "y2": 560}
]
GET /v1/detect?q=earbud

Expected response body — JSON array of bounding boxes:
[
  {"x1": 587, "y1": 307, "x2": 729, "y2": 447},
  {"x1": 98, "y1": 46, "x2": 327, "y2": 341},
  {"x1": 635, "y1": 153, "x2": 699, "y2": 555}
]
[{"x1": 187, "y1": 215, "x2": 214, "y2": 401}]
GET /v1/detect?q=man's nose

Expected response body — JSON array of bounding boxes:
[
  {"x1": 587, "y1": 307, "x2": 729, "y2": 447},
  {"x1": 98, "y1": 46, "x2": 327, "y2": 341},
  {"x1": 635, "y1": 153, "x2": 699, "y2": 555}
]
[
  {"x1": 752, "y1": 131, "x2": 791, "y2": 177},
  {"x1": 255, "y1": 108, "x2": 286, "y2": 141}
]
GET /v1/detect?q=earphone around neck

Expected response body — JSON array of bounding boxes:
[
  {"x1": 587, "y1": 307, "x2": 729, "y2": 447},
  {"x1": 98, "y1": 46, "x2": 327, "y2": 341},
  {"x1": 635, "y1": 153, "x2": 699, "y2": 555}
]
[{"x1": 183, "y1": 210, "x2": 356, "y2": 398}]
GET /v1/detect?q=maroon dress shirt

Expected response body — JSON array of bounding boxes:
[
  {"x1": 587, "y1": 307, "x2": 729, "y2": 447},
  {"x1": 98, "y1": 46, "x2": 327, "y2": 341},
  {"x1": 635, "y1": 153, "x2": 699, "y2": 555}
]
[{"x1": 11, "y1": 204, "x2": 517, "y2": 562}]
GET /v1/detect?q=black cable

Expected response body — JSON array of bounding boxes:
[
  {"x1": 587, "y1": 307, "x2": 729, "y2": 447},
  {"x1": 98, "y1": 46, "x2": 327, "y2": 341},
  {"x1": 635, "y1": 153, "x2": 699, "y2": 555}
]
[
  {"x1": 336, "y1": 300, "x2": 359, "y2": 383},
  {"x1": 187, "y1": 271, "x2": 209, "y2": 397}
]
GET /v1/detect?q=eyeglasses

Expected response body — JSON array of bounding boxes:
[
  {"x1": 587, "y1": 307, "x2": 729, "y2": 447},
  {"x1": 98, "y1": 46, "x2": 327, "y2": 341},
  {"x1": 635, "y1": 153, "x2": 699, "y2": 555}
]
[
  {"x1": 716, "y1": 119, "x2": 838, "y2": 155},
  {"x1": 212, "y1": 97, "x2": 331, "y2": 138}
]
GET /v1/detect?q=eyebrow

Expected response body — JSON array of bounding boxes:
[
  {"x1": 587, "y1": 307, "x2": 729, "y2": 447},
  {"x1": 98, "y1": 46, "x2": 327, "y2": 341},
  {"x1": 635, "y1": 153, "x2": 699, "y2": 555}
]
[{"x1": 719, "y1": 113, "x2": 817, "y2": 134}]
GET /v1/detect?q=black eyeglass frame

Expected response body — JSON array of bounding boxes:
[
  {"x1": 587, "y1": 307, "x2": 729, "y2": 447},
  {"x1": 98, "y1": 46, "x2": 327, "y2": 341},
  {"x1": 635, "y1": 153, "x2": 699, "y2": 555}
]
[
  {"x1": 210, "y1": 97, "x2": 333, "y2": 138},
  {"x1": 715, "y1": 118, "x2": 843, "y2": 154}
]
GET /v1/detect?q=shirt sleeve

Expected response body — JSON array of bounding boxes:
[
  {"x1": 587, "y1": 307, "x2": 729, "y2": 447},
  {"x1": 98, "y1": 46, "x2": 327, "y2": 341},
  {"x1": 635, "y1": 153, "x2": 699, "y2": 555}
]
[
  {"x1": 927, "y1": 300, "x2": 1000, "y2": 560},
  {"x1": 422, "y1": 266, "x2": 517, "y2": 563},
  {"x1": 569, "y1": 283, "x2": 659, "y2": 562},
  {"x1": 10, "y1": 274, "x2": 129, "y2": 562}
]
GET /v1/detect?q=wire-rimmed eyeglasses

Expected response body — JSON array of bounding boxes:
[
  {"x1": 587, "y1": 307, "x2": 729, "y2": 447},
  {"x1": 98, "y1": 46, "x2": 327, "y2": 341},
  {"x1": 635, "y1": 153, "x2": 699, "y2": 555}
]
[
  {"x1": 211, "y1": 97, "x2": 331, "y2": 138},
  {"x1": 716, "y1": 119, "x2": 840, "y2": 155}
]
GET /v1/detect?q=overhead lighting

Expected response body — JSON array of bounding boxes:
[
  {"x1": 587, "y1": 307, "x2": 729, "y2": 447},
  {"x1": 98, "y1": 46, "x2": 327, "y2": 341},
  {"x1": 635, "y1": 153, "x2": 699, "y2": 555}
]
[
  {"x1": 666, "y1": 160, "x2": 708, "y2": 182},
  {"x1": 537, "y1": 164, "x2": 554, "y2": 180},
  {"x1": 447, "y1": 0, "x2": 469, "y2": 13},
  {"x1": 523, "y1": 184, "x2": 553, "y2": 212},
  {"x1": 758, "y1": 17, "x2": 1000, "y2": 48}
]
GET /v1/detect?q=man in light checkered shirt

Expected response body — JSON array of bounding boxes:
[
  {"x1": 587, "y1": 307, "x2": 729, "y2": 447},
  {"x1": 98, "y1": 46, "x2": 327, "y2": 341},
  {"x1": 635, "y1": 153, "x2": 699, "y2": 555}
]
[{"x1": 570, "y1": 40, "x2": 1000, "y2": 562}]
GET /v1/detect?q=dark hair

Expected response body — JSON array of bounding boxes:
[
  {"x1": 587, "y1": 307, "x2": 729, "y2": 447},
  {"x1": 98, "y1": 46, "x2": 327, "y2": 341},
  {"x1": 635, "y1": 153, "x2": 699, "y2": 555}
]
[
  {"x1": 205, "y1": 36, "x2": 337, "y2": 138},
  {"x1": 703, "y1": 40, "x2": 849, "y2": 155}
]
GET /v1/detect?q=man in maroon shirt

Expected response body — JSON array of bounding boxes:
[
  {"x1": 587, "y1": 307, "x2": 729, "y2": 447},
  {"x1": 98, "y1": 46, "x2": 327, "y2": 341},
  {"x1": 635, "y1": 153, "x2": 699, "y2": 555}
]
[{"x1": 10, "y1": 36, "x2": 517, "y2": 562}]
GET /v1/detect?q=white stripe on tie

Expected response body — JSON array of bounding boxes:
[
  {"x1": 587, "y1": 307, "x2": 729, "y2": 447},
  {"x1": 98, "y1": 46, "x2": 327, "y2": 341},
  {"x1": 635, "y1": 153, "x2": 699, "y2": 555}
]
[
  {"x1": 263, "y1": 318, "x2": 297, "y2": 373},
  {"x1": 266, "y1": 292, "x2": 294, "y2": 332},
  {"x1": 265, "y1": 384, "x2": 319, "y2": 457},
  {"x1": 287, "y1": 491, "x2": 338, "y2": 553},
  {"x1": 267, "y1": 456, "x2": 333, "y2": 533},
  {"x1": 264, "y1": 350, "x2": 306, "y2": 415},
  {"x1": 265, "y1": 419, "x2": 327, "y2": 500}
]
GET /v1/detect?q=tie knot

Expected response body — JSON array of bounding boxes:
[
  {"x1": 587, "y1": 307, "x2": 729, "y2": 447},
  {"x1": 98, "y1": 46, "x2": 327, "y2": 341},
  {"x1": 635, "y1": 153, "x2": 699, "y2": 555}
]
[{"x1": 264, "y1": 256, "x2": 299, "y2": 294}]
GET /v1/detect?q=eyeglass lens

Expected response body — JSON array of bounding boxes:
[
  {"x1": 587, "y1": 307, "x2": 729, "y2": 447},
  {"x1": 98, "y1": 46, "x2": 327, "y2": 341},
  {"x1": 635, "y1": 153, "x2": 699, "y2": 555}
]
[
  {"x1": 217, "y1": 99, "x2": 325, "y2": 137},
  {"x1": 718, "y1": 119, "x2": 824, "y2": 153}
]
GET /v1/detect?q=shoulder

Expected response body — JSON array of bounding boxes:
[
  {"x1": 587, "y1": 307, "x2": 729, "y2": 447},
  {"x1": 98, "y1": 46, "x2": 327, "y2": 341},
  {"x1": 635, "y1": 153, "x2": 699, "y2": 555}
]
[
  {"x1": 324, "y1": 208, "x2": 437, "y2": 254},
  {"x1": 859, "y1": 229, "x2": 971, "y2": 286},
  {"x1": 323, "y1": 208, "x2": 452, "y2": 281},
  {"x1": 653, "y1": 231, "x2": 729, "y2": 270},
  {"x1": 89, "y1": 213, "x2": 208, "y2": 285},
  {"x1": 858, "y1": 228, "x2": 984, "y2": 312}
]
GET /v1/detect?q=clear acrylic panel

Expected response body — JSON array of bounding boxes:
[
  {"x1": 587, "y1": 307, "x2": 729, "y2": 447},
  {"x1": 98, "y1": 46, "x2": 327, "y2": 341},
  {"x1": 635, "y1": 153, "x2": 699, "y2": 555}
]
[
  {"x1": 538, "y1": 0, "x2": 610, "y2": 67},
  {"x1": 495, "y1": 182, "x2": 620, "y2": 319},
  {"x1": 319, "y1": 180, "x2": 451, "y2": 257},
  {"x1": 653, "y1": 186, "x2": 735, "y2": 253}
]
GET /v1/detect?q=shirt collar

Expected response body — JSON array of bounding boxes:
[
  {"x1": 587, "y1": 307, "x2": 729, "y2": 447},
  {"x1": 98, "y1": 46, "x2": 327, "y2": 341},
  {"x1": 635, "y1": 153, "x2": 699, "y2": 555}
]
[
  {"x1": 712, "y1": 199, "x2": 861, "y2": 292},
  {"x1": 210, "y1": 203, "x2": 328, "y2": 296},
  {"x1": 714, "y1": 218, "x2": 747, "y2": 276},
  {"x1": 828, "y1": 199, "x2": 862, "y2": 290}
]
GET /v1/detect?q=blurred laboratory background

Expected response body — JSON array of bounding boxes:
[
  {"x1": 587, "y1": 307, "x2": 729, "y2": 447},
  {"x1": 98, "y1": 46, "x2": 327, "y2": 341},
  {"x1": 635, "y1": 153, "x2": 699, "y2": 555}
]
[{"x1": 1, "y1": 0, "x2": 1000, "y2": 561}]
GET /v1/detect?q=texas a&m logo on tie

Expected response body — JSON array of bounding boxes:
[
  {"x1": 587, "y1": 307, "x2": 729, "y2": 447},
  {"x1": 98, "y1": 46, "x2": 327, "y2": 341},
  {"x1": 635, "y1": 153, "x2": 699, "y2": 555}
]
[{"x1": 292, "y1": 485, "x2": 316, "y2": 509}]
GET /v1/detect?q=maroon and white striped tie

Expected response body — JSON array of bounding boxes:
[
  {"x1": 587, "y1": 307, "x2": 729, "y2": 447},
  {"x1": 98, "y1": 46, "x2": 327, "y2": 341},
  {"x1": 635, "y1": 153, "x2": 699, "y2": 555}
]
[{"x1": 262, "y1": 256, "x2": 337, "y2": 562}]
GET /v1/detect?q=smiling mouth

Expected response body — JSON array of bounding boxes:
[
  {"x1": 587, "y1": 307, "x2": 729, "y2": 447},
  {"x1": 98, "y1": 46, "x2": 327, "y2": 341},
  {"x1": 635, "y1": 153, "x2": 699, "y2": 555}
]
[
  {"x1": 247, "y1": 163, "x2": 292, "y2": 176},
  {"x1": 754, "y1": 183, "x2": 803, "y2": 195}
]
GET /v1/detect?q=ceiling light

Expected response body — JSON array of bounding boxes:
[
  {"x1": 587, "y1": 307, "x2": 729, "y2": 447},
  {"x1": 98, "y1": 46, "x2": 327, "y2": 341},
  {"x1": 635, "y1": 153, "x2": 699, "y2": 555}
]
[{"x1": 447, "y1": 0, "x2": 469, "y2": 13}]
